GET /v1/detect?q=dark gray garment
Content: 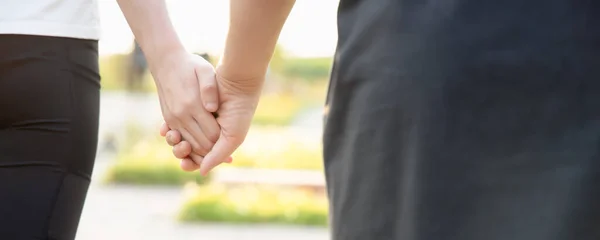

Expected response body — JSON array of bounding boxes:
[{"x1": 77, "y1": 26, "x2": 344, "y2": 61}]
[{"x1": 323, "y1": 1, "x2": 600, "y2": 239}]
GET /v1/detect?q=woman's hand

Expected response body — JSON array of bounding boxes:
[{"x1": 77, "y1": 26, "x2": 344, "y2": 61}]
[
  {"x1": 160, "y1": 123, "x2": 232, "y2": 171},
  {"x1": 151, "y1": 51, "x2": 221, "y2": 166},
  {"x1": 160, "y1": 67, "x2": 264, "y2": 175}
]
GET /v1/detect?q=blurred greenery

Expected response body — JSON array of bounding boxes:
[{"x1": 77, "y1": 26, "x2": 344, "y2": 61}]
[
  {"x1": 231, "y1": 143, "x2": 323, "y2": 171},
  {"x1": 100, "y1": 46, "x2": 330, "y2": 183},
  {"x1": 99, "y1": 51, "x2": 332, "y2": 93},
  {"x1": 99, "y1": 54, "x2": 126, "y2": 91},
  {"x1": 104, "y1": 132, "x2": 210, "y2": 186},
  {"x1": 99, "y1": 54, "x2": 156, "y2": 92},
  {"x1": 281, "y1": 57, "x2": 332, "y2": 83},
  {"x1": 252, "y1": 94, "x2": 309, "y2": 126},
  {"x1": 179, "y1": 184, "x2": 328, "y2": 226},
  {"x1": 105, "y1": 159, "x2": 209, "y2": 186}
]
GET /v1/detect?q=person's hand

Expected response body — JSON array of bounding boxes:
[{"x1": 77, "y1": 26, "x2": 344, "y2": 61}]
[
  {"x1": 150, "y1": 51, "x2": 221, "y2": 166},
  {"x1": 161, "y1": 67, "x2": 264, "y2": 175},
  {"x1": 159, "y1": 123, "x2": 232, "y2": 171}
]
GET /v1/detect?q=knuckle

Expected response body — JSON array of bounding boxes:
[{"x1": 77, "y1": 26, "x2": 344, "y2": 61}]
[
  {"x1": 165, "y1": 137, "x2": 174, "y2": 146},
  {"x1": 175, "y1": 150, "x2": 189, "y2": 159},
  {"x1": 172, "y1": 147, "x2": 183, "y2": 158},
  {"x1": 201, "y1": 83, "x2": 216, "y2": 94},
  {"x1": 164, "y1": 115, "x2": 177, "y2": 124},
  {"x1": 171, "y1": 106, "x2": 187, "y2": 118},
  {"x1": 230, "y1": 136, "x2": 246, "y2": 147},
  {"x1": 207, "y1": 131, "x2": 219, "y2": 143},
  {"x1": 183, "y1": 97, "x2": 199, "y2": 108},
  {"x1": 192, "y1": 144, "x2": 208, "y2": 156},
  {"x1": 196, "y1": 62, "x2": 214, "y2": 72}
]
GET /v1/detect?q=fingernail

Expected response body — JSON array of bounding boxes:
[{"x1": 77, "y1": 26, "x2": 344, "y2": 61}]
[{"x1": 206, "y1": 103, "x2": 217, "y2": 111}]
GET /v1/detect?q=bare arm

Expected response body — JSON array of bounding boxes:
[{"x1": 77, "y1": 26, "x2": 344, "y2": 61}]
[
  {"x1": 116, "y1": 0, "x2": 186, "y2": 65},
  {"x1": 197, "y1": 0, "x2": 297, "y2": 175},
  {"x1": 118, "y1": 0, "x2": 226, "y2": 166},
  {"x1": 218, "y1": 0, "x2": 296, "y2": 82}
]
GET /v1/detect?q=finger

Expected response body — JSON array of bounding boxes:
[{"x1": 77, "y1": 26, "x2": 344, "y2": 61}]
[
  {"x1": 183, "y1": 118, "x2": 215, "y2": 156},
  {"x1": 195, "y1": 66, "x2": 219, "y2": 112},
  {"x1": 193, "y1": 111, "x2": 221, "y2": 144},
  {"x1": 200, "y1": 134, "x2": 239, "y2": 176},
  {"x1": 160, "y1": 122, "x2": 170, "y2": 137},
  {"x1": 179, "y1": 124, "x2": 211, "y2": 157},
  {"x1": 172, "y1": 141, "x2": 192, "y2": 159},
  {"x1": 180, "y1": 158, "x2": 200, "y2": 172},
  {"x1": 188, "y1": 152, "x2": 204, "y2": 167},
  {"x1": 165, "y1": 130, "x2": 182, "y2": 147}
]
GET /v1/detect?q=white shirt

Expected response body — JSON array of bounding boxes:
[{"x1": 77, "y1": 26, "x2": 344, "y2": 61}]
[{"x1": 0, "y1": 0, "x2": 101, "y2": 40}]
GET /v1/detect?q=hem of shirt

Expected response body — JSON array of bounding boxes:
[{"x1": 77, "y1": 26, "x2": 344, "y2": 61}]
[{"x1": 0, "y1": 21, "x2": 101, "y2": 40}]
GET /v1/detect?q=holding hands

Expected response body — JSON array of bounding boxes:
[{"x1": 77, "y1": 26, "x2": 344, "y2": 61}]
[
  {"x1": 160, "y1": 67, "x2": 263, "y2": 176},
  {"x1": 151, "y1": 51, "x2": 224, "y2": 171},
  {"x1": 119, "y1": 0, "x2": 296, "y2": 175}
]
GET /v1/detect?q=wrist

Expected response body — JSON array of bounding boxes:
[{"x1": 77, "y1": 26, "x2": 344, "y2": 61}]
[
  {"x1": 215, "y1": 62, "x2": 267, "y2": 83},
  {"x1": 215, "y1": 65, "x2": 265, "y2": 96},
  {"x1": 140, "y1": 36, "x2": 186, "y2": 69}
]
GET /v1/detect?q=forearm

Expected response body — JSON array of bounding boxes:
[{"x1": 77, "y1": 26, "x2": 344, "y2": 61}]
[
  {"x1": 117, "y1": 0, "x2": 185, "y2": 66},
  {"x1": 218, "y1": 0, "x2": 296, "y2": 81}
]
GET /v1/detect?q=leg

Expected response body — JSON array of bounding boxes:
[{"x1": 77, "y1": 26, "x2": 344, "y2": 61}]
[{"x1": 0, "y1": 35, "x2": 100, "y2": 240}]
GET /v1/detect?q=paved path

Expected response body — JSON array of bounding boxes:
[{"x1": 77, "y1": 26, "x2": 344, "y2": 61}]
[{"x1": 77, "y1": 154, "x2": 329, "y2": 240}]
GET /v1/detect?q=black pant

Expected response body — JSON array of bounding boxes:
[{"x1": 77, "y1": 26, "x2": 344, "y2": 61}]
[{"x1": 0, "y1": 35, "x2": 100, "y2": 240}]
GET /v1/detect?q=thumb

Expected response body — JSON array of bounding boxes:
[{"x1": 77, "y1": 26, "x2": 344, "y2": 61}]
[
  {"x1": 199, "y1": 134, "x2": 239, "y2": 176},
  {"x1": 194, "y1": 65, "x2": 219, "y2": 113}
]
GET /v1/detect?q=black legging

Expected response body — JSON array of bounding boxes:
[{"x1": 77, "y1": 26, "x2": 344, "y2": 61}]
[{"x1": 0, "y1": 35, "x2": 100, "y2": 240}]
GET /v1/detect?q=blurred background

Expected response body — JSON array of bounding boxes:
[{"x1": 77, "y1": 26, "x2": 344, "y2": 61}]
[{"x1": 77, "y1": 0, "x2": 338, "y2": 239}]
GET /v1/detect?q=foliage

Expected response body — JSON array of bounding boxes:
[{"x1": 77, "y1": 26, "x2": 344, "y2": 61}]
[
  {"x1": 252, "y1": 94, "x2": 308, "y2": 126},
  {"x1": 99, "y1": 54, "x2": 127, "y2": 91},
  {"x1": 179, "y1": 184, "x2": 328, "y2": 226},
  {"x1": 104, "y1": 134, "x2": 210, "y2": 186},
  {"x1": 231, "y1": 142, "x2": 323, "y2": 171},
  {"x1": 99, "y1": 51, "x2": 331, "y2": 93},
  {"x1": 99, "y1": 54, "x2": 156, "y2": 92},
  {"x1": 282, "y1": 57, "x2": 333, "y2": 83}
]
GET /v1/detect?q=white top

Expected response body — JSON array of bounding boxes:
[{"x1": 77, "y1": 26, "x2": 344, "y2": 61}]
[{"x1": 0, "y1": 0, "x2": 101, "y2": 40}]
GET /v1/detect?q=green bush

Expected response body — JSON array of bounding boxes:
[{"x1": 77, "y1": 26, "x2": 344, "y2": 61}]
[
  {"x1": 282, "y1": 57, "x2": 333, "y2": 82},
  {"x1": 252, "y1": 94, "x2": 308, "y2": 126},
  {"x1": 104, "y1": 136, "x2": 210, "y2": 186},
  {"x1": 104, "y1": 160, "x2": 209, "y2": 186},
  {"x1": 179, "y1": 184, "x2": 328, "y2": 226}
]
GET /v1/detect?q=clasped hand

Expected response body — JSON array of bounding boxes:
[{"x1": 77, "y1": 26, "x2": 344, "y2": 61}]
[{"x1": 152, "y1": 51, "x2": 261, "y2": 175}]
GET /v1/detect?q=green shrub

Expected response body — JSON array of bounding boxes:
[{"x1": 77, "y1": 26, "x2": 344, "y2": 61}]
[
  {"x1": 104, "y1": 136, "x2": 210, "y2": 186},
  {"x1": 104, "y1": 160, "x2": 209, "y2": 186},
  {"x1": 179, "y1": 184, "x2": 328, "y2": 226},
  {"x1": 252, "y1": 94, "x2": 308, "y2": 126},
  {"x1": 282, "y1": 57, "x2": 333, "y2": 83}
]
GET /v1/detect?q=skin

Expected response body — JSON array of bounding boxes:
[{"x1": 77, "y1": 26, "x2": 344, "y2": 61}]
[
  {"x1": 164, "y1": 0, "x2": 297, "y2": 175},
  {"x1": 117, "y1": 0, "x2": 229, "y2": 168},
  {"x1": 160, "y1": 123, "x2": 232, "y2": 171}
]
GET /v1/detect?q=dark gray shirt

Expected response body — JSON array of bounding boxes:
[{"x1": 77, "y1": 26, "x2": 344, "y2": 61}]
[{"x1": 323, "y1": 1, "x2": 600, "y2": 239}]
